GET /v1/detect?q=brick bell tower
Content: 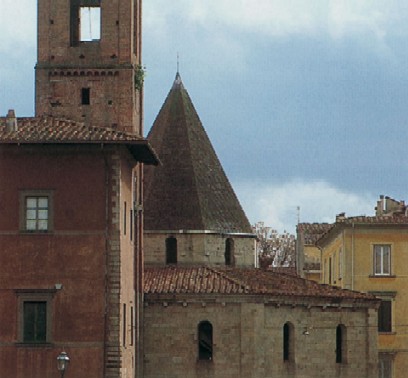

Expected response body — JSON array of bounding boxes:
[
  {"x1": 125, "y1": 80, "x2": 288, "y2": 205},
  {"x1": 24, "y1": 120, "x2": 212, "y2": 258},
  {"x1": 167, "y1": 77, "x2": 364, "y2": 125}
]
[{"x1": 35, "y1": 0, "x2": 143, "y2": 135}]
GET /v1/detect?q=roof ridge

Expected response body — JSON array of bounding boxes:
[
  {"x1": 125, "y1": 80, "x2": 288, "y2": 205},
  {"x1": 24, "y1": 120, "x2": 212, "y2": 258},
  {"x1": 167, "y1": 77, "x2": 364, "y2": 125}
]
[
  {"x1": 8, "y1": 115, "x2": 142, "y2": 138},
  {"x1": 206, "y1": 266, "x2": 249, "y2": 293}
]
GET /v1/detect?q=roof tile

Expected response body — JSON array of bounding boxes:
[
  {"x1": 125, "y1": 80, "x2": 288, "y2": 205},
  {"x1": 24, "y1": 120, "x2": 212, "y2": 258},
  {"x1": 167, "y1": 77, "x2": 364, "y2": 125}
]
[
  {"x1": 145, "y1": 266, "x2": 376, "y2": 302},
  {"x1": 0, "y1": 116, "x2": 144, "y2": 143}
]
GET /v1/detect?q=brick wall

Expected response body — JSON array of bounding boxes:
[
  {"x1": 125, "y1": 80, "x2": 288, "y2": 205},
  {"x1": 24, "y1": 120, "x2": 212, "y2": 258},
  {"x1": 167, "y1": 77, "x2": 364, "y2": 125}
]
[{"x1": 35, "y1": 0, "x2": 142, "y2": 134}]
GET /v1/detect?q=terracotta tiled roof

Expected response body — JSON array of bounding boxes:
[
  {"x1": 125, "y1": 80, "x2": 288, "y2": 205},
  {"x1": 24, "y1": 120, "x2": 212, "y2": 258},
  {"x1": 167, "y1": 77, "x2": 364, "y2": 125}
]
[
  {"x1": 316, "y1": 214, "x2": 408, "y2": 245},
  {"x1": 144, "y1": 266, "x2": 376, "y2": 301},
  {"x1": 143, "y1": 73, "x2": 253, "y2": 233},
  {"x1": 0, "y1": 116, "x2": 159, "y2": 164},
  {"x1": 267, "y1": 267, "x2": 298, "y2": 277},
  {"x1": 338, "y1": 215, "x2": 408, "y2": 225},
  {"x1": 297, "y1": 223, "x2": 333, "y2": 245}
]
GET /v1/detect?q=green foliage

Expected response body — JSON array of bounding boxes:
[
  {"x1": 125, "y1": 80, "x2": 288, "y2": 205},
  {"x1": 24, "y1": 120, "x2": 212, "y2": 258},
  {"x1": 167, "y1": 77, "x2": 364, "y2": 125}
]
[{"x1": 134, "y1": 64, "x2": 146, "y2": 91}]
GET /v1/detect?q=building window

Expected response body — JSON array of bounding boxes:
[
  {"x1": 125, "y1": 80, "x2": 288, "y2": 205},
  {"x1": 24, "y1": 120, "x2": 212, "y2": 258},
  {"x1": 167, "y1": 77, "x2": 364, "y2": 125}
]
[
  {"x1": 70, "y1": 2, "x2": 101, "y2": 45},
  {"x1": 374, "y1": 245, "x2": 391, "y2": 276},
  {"x1": 81, "y1": 88, "x2": 90, "y2": 105},
  {"x1": 378, "y1": 300, "x2": 392, "y2": 333},
  {"x1": 198, "y1": 321, "x2": 213, "y2": 361},
  {"x1": 283, "y1": 322, "x2": 294, "y2": 362},
  {"x1": 225, "y1": 238, "x2": 235, "y2": 266},
  {"x1": 336, "y1": 324, "x2": 347, "y2": 363},
  {"x1": 338, "y1": 248, "x2": 343, "y2": 280},
  {"x1": 130, "y1": 306, "x2": 134, "y2": 346},
  {"x1": 123, "y1": 303, "x2": 126, "y2": 346},
  {"x1": 17, "y1": 291, "x2": 54, "y2": 344},
  {"x1": 24, "y1": 302, "x2": 47, "y2": 343},
  {"x1": 123, "y1": 202, "x2": 127, "y2": 235},
  {"x1": 379, "y1": 353, "x2": 393, "y2": 378},
  {"x1": 166, "y1": 237, "x2": 177, "y2": 264},
  {"x1": 79, "y1": 6, "x2": 101, "y2": 41},
  {"x1": 20, "y1": 191, "x2": 53, "y2": 232},
  {"x1": 130, "y1": 209, "x2": 133, "y2": 241},
  {"x1": 329, "y1": 257, "x2": 332, "y2": 284}
]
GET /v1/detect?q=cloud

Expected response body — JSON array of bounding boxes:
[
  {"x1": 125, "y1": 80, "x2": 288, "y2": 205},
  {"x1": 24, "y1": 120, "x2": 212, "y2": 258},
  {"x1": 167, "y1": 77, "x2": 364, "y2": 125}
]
[
  {"x1": 145, "y1": 0, "x2": 408, "y2": 42},
  {"x1": 0, "y1": 0, "x2": 36, "y2": 55},
  {"x1": 234, "y1": 179, "x2": 376, "y2": 233}
]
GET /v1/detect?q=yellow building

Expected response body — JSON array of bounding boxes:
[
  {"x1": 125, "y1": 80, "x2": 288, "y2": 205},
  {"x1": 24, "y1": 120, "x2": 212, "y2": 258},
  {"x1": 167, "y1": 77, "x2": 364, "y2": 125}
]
[
  {"x1": 316, "y1": 196, "x2": 408, "y2": 378},
  {"x1": 296, "y1": 223, "x2": 332, "y2": 282}
]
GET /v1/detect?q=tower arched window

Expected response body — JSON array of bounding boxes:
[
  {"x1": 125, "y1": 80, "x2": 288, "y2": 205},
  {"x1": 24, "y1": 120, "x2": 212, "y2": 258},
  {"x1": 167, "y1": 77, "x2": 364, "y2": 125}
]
[
  {"x1": 198, "y1": 321, "x2": 213, "y2": 361},
  {"x1": 336, "y1": 324, "x2": 347, "y2": 363},
  {"x1": 166, "y1": 237, "x2": 177, "y2": 264},
  {"x1": 283, "y1": 322, "x2": 294, "y2": 362},
  {"x1": 225, "y1": 238, "x2": 235, "y2": 266}
]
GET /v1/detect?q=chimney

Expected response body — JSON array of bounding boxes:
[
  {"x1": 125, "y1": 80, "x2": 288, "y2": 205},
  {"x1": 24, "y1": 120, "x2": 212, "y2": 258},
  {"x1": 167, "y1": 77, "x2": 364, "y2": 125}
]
[
  {"x1": 336, "y1": 212, "x2": 346, "y2": 222},
  {"x1": 5, "y1": 109, "x2": 18, "y2": 132}
]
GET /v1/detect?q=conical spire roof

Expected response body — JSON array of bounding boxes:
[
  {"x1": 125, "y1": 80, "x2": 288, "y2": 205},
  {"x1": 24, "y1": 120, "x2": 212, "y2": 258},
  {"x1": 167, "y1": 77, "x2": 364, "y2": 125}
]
[{"x1": 144, "y1": 73, "x2": 252, "y2": 233}]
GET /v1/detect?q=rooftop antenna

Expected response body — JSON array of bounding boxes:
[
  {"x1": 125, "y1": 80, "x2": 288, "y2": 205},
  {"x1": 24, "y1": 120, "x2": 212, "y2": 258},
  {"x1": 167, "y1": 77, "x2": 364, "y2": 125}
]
[
  {"x1": 177, "y1": 52, "x2": 180, "y2": 73},
  {"x1": 297, "y1": 206, "x2": 300, "y2": 224}
]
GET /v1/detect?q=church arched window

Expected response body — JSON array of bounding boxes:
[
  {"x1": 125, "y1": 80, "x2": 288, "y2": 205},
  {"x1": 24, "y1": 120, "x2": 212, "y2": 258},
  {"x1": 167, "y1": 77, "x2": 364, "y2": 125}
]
[
  {"x1": 225, "y1": 238, "x2": 235, "y2": 266},
  {"x1": 166, "y1": 237, "x2": 177, "y2": 264},
  {"x1": 198, "y1": 321, "x2": 213, "y2": 360},
  {"x1": 336, "y1": 324, "x2": 347, "y2": 363},
  {"x1": 283, "y1": 322, "x2": 294, "y2": 362}
]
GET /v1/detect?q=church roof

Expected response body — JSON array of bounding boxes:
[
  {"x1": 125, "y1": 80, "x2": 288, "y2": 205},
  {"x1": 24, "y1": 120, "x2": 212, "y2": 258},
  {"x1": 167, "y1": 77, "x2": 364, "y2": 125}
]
[
  {"x1": 0, "y1": 114, "x2": 159, "y2": 164},
  {"x1": 144, "y1": 266, "x2": 378, "y2": 303},
  {"x1": 143, "y1": 73, "x2": 252, "y2": 233}
]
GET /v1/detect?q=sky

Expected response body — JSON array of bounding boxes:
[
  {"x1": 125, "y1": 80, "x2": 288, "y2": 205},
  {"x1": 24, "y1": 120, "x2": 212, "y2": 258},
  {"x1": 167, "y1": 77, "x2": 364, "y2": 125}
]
[{"x1": 2, "y1": 1, "x2": 408, "y2": 233}]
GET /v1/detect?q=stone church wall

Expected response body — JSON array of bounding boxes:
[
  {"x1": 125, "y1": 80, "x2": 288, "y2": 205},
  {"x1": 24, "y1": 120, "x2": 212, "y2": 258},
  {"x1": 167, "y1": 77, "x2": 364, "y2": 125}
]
[
  {"x1": 144, "y1": 233, "x2": 256, "y2": 267},
  {"x1": 143, "y1": 298, "x2": 378, "y2": 378}
]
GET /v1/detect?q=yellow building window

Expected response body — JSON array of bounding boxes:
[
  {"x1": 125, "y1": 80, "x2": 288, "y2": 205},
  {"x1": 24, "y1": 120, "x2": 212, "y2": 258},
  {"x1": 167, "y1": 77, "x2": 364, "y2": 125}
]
[{"x1": 373, "y1": 245, "x2": 391, "y2": 276}]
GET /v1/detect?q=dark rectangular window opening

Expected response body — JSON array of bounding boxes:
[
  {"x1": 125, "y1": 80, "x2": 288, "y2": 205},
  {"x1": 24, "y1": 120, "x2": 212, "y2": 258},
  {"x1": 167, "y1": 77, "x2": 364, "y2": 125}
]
[
  {"x1": 379, "y1": 354, "x2": 393, "y2": 378},
  {"x1": 130, "y1": 209, "x2": 133, "y2": 241},
  {"x1": 81, "y1": 88, "x2": 90, "y2": 105},
  {"x1": 123, "y1": 303, "x2": 127, "y2": 346},
  {"x1": 124, "y1": 202, "x2": 127, "y2": 235},
  {"x1": 130, "y1": 306, "x2": 134, "y2": 346},
  {"x1": 23, "y1": 301, "x2": 47, "y2": 343},
  {"x1": 378, "y1": 300, "x2": 392, "y2": 332}
]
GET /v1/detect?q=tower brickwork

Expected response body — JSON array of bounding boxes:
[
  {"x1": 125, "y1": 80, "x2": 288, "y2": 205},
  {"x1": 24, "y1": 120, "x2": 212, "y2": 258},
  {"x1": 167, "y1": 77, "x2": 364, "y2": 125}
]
[{"x1": 35, "y1": 0, "x2": 143, "y2": 134}]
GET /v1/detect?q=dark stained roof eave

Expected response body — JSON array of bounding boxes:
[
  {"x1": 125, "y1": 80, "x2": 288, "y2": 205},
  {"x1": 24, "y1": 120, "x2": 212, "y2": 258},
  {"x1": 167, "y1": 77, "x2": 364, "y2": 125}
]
[
  {"x1": 144, "y1": 229, "x2": 256, "y2": 237},
  {"x1": 0, "y1": 139, "x2": 161, "y2": 166}
]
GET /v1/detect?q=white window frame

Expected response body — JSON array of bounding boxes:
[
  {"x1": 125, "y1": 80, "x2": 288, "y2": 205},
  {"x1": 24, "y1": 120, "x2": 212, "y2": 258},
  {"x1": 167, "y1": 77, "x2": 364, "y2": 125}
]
[
  {"x1": 19, "y1": 190, "x2": 54, "y2": 233},
  {"x1": 373, "y1": 245, "x2": 391, "y2": 276}
]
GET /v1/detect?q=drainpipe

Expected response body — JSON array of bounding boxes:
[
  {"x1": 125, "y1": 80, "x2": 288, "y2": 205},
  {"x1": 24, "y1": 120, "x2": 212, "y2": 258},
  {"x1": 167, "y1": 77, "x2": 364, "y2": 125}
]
[
  {"x1": 316, "y1": 245, "x2": 323, "y2": 283},
  {"x1": 351, "y1": 223, "x2": 355, "y2": 291}
]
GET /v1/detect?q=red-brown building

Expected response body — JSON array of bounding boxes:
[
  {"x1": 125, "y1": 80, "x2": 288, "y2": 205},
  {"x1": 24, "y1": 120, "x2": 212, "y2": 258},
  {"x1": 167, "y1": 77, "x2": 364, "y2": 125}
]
[{"x1": 0, "y1": 1, "x2": 157, "y2": 377}]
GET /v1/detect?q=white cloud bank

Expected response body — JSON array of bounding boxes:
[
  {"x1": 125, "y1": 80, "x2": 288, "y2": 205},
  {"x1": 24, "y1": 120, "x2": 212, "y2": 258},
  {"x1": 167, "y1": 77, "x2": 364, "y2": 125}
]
[{"x1": 234, "y1": 179, "x2": 376, "y2": 234}]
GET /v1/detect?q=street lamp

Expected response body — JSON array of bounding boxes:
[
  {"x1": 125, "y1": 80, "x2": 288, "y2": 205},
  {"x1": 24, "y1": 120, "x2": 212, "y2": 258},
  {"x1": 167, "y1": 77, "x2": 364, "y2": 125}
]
[{"x1": 57, "y1": 351, "x2": 70, "y2": 377}]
